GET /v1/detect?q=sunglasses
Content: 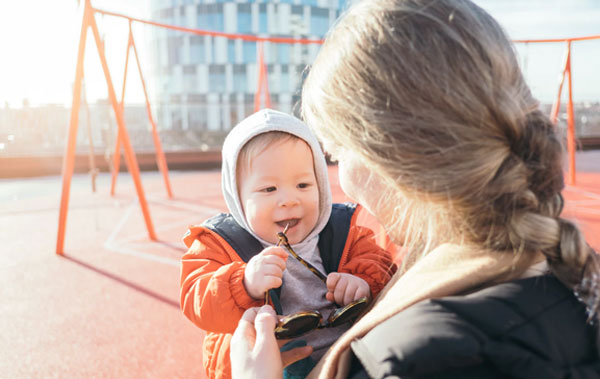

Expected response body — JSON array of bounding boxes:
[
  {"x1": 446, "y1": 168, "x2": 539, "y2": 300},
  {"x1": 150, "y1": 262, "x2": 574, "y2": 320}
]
[{"x1": 269, "y1": 228, "x2": 370, "y2": 339}]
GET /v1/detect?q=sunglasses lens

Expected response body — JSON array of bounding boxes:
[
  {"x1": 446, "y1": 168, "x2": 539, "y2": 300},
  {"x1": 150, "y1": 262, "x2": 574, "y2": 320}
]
[
  {"x1": 328, "y1": 296, "x2": 369, "y2": 327},
  {"x1": 275, "y1": 312, "x2": 321, "y2": 339}
]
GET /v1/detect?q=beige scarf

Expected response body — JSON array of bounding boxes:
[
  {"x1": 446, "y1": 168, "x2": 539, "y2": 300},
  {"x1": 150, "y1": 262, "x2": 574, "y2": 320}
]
[{"x1": 308, "y1": 244, "x2": 541, "y2": 379}]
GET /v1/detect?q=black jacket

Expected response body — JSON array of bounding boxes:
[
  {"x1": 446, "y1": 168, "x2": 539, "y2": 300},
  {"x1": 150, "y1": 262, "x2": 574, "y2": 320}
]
[{"x1": 349, "y1": 275, "x2": 600, "y2": 378}]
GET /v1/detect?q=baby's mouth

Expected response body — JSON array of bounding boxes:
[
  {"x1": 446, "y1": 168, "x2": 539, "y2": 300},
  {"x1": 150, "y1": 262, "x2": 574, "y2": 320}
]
[{"x1": 276, "y1": 218, "x2": 299, "y2": 229}]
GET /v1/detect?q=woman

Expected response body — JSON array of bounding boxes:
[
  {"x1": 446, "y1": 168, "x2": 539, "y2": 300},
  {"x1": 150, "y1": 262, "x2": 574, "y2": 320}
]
[{"x1": 230, "y1": 0, "x2": 600, "y2": 377}]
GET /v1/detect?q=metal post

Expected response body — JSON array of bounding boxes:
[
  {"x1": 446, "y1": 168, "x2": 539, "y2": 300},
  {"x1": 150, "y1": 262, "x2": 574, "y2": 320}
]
[
  {"x1": 89, "y1": 7, "x2": 157, "y2": 240},
  {"x1": 56, "y1": 0, "x2": 92, "y2": 255},
  {"x1": 565, "y1": 41, "x2": 576, "y2": 185},
  {"x1": 550, "y1": 43, "x2": 569, "y2": 124},
  {"x1": 110, "y1": 23, "x2": 133, "y2": 196},
  {"x1": 131, "y1": 23, "x2": 173, "y2": 198}
]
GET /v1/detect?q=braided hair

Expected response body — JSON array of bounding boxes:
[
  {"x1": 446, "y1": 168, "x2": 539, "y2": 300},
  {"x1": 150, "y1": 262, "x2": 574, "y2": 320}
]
[{"x1": 302, "y1": 0, "x2": 600, "y2": 332}]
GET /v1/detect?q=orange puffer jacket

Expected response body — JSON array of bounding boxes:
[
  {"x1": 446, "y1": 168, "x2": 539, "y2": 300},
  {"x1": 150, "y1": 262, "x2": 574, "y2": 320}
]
[{"x1": 180, "y1": 207, "x2": 395, "y2": 379}]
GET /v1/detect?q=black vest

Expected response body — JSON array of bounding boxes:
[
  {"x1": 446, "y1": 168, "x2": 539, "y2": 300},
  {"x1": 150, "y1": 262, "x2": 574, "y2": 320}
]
[{"x1": 201, "y1": 203, "x2": 357, "y2": 314}]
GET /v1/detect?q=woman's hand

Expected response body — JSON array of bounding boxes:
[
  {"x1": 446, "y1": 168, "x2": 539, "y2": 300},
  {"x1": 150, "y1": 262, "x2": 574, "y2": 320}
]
[
  {"x1": 230, "y1": 305, "x2": 313, "y2": 379},
  {"x1": 244, "y1": 247, "x2": 288, "y2": 299},
  {"x1": 326, "y1": 272, "x2": 370, "y2": 306}
]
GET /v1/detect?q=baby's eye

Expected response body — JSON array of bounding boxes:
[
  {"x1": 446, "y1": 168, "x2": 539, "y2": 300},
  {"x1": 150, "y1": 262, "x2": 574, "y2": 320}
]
[
  {"x1": 261, "y1": 186, "x2": 277, "y2": 193},
  {"x1": 297, "y1": 182, "x2": 312, "y2": 189}
]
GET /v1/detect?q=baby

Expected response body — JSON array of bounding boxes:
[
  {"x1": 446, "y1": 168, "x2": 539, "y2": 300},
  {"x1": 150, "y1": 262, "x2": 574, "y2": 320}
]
[{"x1": 180, "y1": 109, "x2": 395, "y2": 379}]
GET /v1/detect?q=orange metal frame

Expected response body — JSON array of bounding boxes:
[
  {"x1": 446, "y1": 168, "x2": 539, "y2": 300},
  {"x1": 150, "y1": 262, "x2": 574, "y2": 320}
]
[
  {"x1": 57, "y1": 1, "x2": 598, "y2": 254},
  {"x1": 58, "y1": 0, "x2": 157, "y2": 255},
  {"x1": 57, "y1": 0, "x2": 322, "y2": 255},
  {"x1": 254, "y1": 43, "x2": 272, "y2": 112},
  {"x1": 110, "y1": 21, "x2": 173, "y2": 199}
]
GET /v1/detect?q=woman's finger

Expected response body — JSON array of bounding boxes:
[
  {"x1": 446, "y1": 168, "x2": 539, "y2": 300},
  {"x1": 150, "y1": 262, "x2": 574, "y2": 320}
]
[
  {"x1": 231, "y1": 307, "x2": 261, "y2": 351},
  {"x1": 240, "y1": 306, "x2": 260, "y2": 323},
  {"x1": 253, "y1": 305, "x2": 278, "y2": 351}
]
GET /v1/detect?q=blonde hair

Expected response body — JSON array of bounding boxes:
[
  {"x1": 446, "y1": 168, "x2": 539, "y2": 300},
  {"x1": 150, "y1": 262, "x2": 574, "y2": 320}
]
[{"x1": 303, "y1": 0, "x2": 599, "y2": 323}]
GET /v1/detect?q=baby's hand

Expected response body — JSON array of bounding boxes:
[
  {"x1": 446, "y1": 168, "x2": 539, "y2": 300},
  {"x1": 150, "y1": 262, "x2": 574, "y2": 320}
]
[
  {"x1": 244, "y1": 247, "x2": 288, "y2": 300},
  {"x1": 326, "y1": 273, "x2": 370, "y2": 306}
]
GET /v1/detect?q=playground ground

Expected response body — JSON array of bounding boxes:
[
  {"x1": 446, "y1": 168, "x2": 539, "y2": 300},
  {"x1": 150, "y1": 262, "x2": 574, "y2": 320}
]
[{"x1": 1, "y1": 151, "x2": 599, "y2": 378}]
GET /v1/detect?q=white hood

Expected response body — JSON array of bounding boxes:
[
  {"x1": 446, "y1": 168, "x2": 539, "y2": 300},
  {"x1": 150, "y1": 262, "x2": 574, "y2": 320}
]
[{"x1": 221, "y1": 108, "x2": 333, "y2": 247}]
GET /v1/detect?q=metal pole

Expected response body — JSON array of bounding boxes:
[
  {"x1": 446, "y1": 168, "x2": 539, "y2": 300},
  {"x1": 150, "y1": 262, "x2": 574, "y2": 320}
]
[
  {"x1": 82, "y1": 78, "x2": 98, "y2": 192},
  {"x1": 254, "y1": 42, "x2": 265, "y2": 112},
  {"x1": 550, "y1": 43, "x2": 569, "y2": 124},
  {"x1": 56, "y1": 0, "x2": 91, "y2": 255},
  {"x1": 110, "y1": 25, "x2": 133, "y2": 196},
  {"x1": 131, "y1": 23, "x2": 173, "y2": 198},
  {"x1": 89, "y1": 7, "x2": 157, "y2": 240},
  {"x1": 565, "y1": 41, "x2": 576, "y2": 185}
]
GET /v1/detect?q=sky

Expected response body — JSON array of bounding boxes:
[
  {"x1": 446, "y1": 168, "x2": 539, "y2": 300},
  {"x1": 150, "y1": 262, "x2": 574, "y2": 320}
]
[{"x1": 0, "y1": 0, "x2": 598, "y2": 108}]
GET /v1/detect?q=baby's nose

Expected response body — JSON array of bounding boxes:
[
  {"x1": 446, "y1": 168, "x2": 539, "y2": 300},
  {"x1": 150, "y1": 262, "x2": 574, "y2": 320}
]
[{"x1": 278, "y1": 191, "x2": 300, "y2": 207}]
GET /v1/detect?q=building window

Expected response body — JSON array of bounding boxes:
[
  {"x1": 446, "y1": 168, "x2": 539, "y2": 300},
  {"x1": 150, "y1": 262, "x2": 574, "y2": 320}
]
[
  {"x1": 281, "y1": 65, "x2": 289, "y2": 93},
  {"x1": 267, "y1": 64, "x2": 276, "y2": 96},
  {"x1": 168, "y1": 36, "x2": 183, "y2": 65},
  {"x1": 259, "y1": 4, "x2": 268, "y2": 34},
  {"x1": 190, "y1": 36, "x2": 205, "y2": 63},
  {"x1": 238, "y1": 4, "x2": 252, "y2": 34},
  {"x1": 188, "y1": 104, "x2": 207, "y2": 131},
  {"x1": 278, "y1": 44, "x2": 290, "y2": 65},
  {"x1": 310, "y1": 8, "x2": 329, "y2": 36},
  {"x1": 228, "y1": 40, "x2": 236, "y2": 63},
  {"x1": 198, "y1": 4, "x2": 224, "y2": 32},
  {"x1": 209, "y1": 65, "x2": 226, "y2": 93},
  {"x1": 244, "y1": 94, "x2": 254, "y2": 116},
  {"x1": 183, "y1": 65, "x2": 197, "y2": 93},
  {"x1": 171, "y1": 109, "x2": 183, "y2": 130},
  {"x1": 291, "y1": 5, "x2": 303, "y2": 16},
  {"x1": 233, "y1": 64, "x2": 246, "y2": 93},
  {"x1": 243, "y1": 41, "x2": 256, "y2": 64}
]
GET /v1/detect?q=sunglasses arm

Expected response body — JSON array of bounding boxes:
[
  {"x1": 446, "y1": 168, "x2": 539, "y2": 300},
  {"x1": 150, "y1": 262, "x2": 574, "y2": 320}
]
[{"x1": 277, "y1": 232, "x2": 327, "y2": 283}]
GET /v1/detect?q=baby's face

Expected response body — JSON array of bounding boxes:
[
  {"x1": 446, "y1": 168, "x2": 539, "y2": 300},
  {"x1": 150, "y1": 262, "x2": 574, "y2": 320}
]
[{"x1": 239, "y1": 138, "x2": 320, "y2": 245}]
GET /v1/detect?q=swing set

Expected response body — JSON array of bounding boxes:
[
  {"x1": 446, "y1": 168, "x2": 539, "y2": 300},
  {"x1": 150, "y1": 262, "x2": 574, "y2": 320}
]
[
  {"x1": 56, "y1": 0, "x2": 322, "y2": 255},
  {"x1": 56, "y1": 0, "x2": 599, "y2": 255},
  {"x1": 515, "y1": 35, "x2": 600, "y2": 185}
]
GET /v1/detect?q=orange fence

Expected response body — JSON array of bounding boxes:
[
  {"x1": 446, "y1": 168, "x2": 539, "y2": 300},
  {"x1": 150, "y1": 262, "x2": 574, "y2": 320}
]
[{"x1": 56, "y1": 0, "x2": 598, "y2": 254}]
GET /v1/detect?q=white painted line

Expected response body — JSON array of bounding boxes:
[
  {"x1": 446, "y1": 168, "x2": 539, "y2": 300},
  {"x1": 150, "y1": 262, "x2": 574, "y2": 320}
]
[
  {"x1": 117, "y1": 219, "x2": 196, "y2": 245},
  {"x1": 146, "y1": 195, "x2": 223, "y2": 215},
  {"x1": 103, "y1": 242, "x2": 180, "y2": 266},
  {"x1": 105, "y1": 202, "x2": 136, "y2": 245},
  {"x1": 103, "y1": 201, "x2": 180, "y2": 266}
]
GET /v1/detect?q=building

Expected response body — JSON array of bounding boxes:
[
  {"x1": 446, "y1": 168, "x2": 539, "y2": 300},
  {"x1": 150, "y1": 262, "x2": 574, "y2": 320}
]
[{"x1": 148, "y1": 0, "x2": 348, "y2": 135}]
